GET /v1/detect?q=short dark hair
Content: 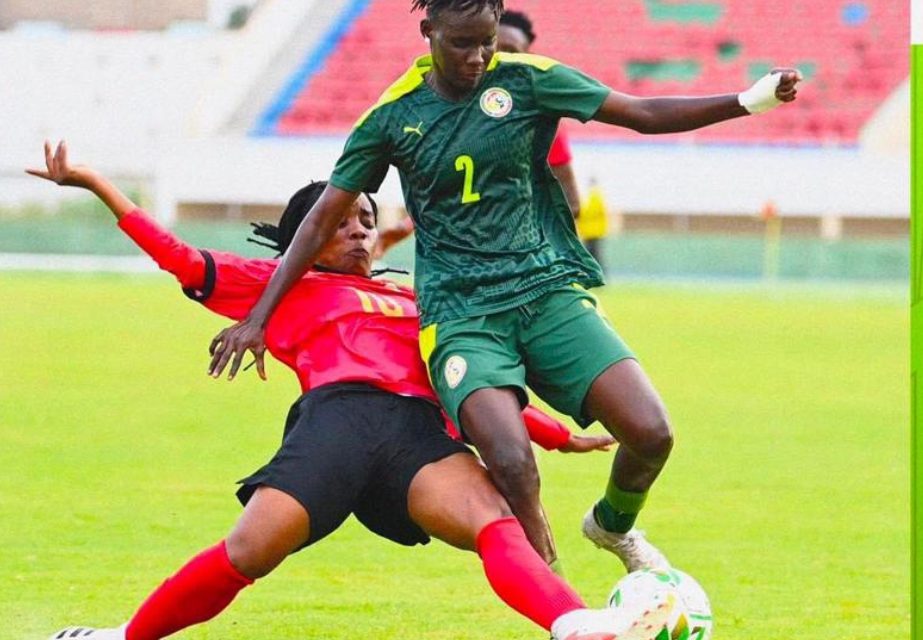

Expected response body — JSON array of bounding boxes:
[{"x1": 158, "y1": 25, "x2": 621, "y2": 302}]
[
  {"x1": 499, "y1": 9, "x2": 535, "y2": 44},
  {"x1": 411, "y1": 0, "x2": 504, "y2": 20},
  {"x1": 249, "y1": 181, "x2": 378, "y2": 256}
]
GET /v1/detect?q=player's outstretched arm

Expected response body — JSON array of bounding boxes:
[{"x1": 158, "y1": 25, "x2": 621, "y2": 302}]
[
  {"x1": 26, "y1": 139, "x2": 214, "y2": 293},
  {"x1": 208, "y1": 184, "x2": 359, "y2": 381},
  {"x1": 594, "y1": 68, "x2": 802, "y2": 134},
  {"x1": 373, "y1": 216, "x2": 415, "y2": 259},
  {"x1": 26, "y1": 140, "x2": 136, "y2": 219},
  {"x1": 522, "y1": 405, "x2": 615, "y2": 453}
]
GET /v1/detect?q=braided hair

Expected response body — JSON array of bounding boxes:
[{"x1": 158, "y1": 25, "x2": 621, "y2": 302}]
[
  {"x1": 411, "y1": 0, "x2": 504, "y2": 19},
  {"x1": 499, "y1": 9, "x2": 535, "y2": 44},
  {"x1": 249, "y1": 181, "x2": 379, "y2": 257}
]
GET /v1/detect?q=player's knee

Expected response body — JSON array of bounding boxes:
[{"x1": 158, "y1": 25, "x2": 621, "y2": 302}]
[
  {"x1": 488, "y1": 447, "x2": 541, "y2": 503},
  {"x1": 225, "y1": 528, "x2": 282, "y2": 580},
  {"x1": 603, "y1": 400, "x2": 673, "y2": 463},
  {"x1": 456, "y1": 460, "x2": 515, "y2": 528},
  {"x1": 456, "y1": 496, "x2": 514, "y2": 544},
  {"x1": 470, "y1": 484, "x2": 514, "y2": 523},
  {"x1": 633, "y1": 413, "x2": 673, "y2": 462}
]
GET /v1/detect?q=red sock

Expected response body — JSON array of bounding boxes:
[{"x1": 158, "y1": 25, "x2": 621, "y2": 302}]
[
  {"x1": 126, "y1": 541, "x2": 253, "y2": 640},
  {"x1": 476, "y1": 517, "x2": 585, "y2": 630}
]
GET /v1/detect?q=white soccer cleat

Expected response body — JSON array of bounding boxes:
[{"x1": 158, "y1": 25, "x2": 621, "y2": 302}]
[
  {"x1": 48, "y1": 626, "x2": 126, "y2": 640},
  {"x1": 582, "y1": 507, "x2": 670, "y2": 573},
  {"x1": 550, "y1": 594, "x2": 675, "y2": 640}
]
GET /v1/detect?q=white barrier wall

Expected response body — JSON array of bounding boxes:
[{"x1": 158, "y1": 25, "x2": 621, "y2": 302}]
[
  {"x1": 570, "y1": 142, "x2": 908, "y2": 219},
  {"x1": 146, "y1": 135, "x2": 908, "y2": 223},
  {"x1": 0, "y1": 0, "x2": 323, "y2": 204},
  {"x1": 6, "y1": 132, "x2": 908, "y2": 223},
  {"x1": 1, "y1": 30, "x2": 224, "y2": 178}
]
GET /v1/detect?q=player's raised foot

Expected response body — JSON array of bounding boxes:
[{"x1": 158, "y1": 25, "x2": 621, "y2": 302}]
[
  {"x1": 582, "y1": 507, "x2": 670, "y2": 573},
  {"x1": 47, "y1": 626, "x2": 126, "y2": 640},
  {"x1": 550, "y1": 595, "x2": 675, "y2": 640}
]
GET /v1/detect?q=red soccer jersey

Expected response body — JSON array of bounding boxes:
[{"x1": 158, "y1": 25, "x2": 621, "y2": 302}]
[
  {"x1": 118, "y1": 208, "x2": 572, "y2": 446},
  {"x1": 119, "y1": 209, "x2": 434, "y2": 401},
  {"x1": 547, "y1": 126, "x2": 573, "y2": 168}
]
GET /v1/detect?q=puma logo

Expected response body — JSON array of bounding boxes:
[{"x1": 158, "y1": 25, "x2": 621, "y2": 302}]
[{"x1": 402, "y1": 121, "x2": 424, "y2": 137}]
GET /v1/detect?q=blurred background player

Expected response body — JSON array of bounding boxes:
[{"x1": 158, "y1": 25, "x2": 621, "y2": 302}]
[
  {"x1": 374, "y1": 6, "x2": 582, "y2": 258},
  {"x1": 30, "y1": 141, "x2": 664, "y2": 640},
  {"x1": 577, "y1": 177, "x2": 610, "y2": 271},
  {"x1": 498, "y1": 8, "x2": 581, "y2": 217},
  {"x1": 207, "y1": 0, "x2": 802, "y2": 579}
]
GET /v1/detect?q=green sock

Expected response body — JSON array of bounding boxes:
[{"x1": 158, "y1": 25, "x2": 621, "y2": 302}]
[
  {"x1": 549, "y1": 558, "x2": 567, "y2": 578},
  {"x1": 594, "y1": 484, "x2": 648, "y2": 534}
]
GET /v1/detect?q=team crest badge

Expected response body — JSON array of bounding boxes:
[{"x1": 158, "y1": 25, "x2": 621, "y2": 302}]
[
  {"x1": 479, "y1": 87, "x2": 513, "y2": 118},
  {"x1": 444, "y1": 355, "x2": 468, "y2": 389}
]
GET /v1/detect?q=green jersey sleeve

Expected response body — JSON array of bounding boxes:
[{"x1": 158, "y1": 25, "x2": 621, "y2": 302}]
[
  {"x1": 329, "y1": 109, "x2": 391, "y2": 194},
  {"x1": 532, "y1": 63, "x2": 611, "y2": 123}
]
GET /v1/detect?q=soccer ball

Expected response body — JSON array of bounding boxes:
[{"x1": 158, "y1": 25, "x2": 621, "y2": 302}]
[{"x1": 607, "y1": 568, "x2": 713, "y2": 640}]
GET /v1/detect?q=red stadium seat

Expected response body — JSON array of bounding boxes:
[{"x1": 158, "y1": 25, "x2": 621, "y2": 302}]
[{"x1": 270, "y1": 0, "x2": 908, "y2": 145}]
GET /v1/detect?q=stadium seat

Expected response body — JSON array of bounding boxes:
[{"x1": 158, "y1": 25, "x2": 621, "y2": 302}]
[{"x1": 266, "y1": 0, "x2": 908, "y2": 145}]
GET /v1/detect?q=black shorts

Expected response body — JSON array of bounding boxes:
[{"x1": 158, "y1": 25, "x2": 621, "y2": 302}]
[{"x1": 236, "y1": 383, "x2": 472, "y2": 548}]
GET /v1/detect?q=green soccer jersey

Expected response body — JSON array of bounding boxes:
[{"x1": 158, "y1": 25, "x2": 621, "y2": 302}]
[{"x1": 330, "y1": 52, "x2": 609, "y2": 325}]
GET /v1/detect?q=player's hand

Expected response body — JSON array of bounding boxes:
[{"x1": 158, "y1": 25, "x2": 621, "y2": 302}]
[
  {"x1": 559, "y1": 433, "x2": 616, "y2": 453},
  {"x1": 738, "y1": 68, "x2": 802, "y2": 114},
  {"x1": 25, "y1": 140, "x2": 94, "y2": 188},
  {"x1": 208, "y1": 318, "x2": 268, "y2": 381},
  {"x1": 771, "y1": 67, "x2": 802, "y2": 103}
]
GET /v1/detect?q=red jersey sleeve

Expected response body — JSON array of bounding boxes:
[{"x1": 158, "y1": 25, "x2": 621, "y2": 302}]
[
  {"x1": 117, "y1": 209, "x2": 206, "y2": 290},
  {"x1": 547, "y1": 126, "x2": 573, "y2": 168},
  {"x1": 197, "y1": 252, "x2": 277, "y2": 321},
  {"x1": 522, "y1": 405, "x2": 572, "y2": 450},
  {"x1": 118, "y1": 208, "x2": 279, "y2": 321}
]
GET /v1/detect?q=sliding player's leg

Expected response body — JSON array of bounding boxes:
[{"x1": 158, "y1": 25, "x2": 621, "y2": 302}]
[
  {"x1": 49, "y1": 486, "x2": 311, "y2": 640},
  {"x1": 406, "y1": 451, "x2": 674, "y2": 640},
  {"x1": 359, "y1": 392, "x2": 670, "y2": 639},
  {"x1": 49, "y1": 386, "x2": 367, "y2": 640}
]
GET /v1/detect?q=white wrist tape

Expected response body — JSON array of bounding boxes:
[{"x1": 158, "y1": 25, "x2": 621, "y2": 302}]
[{"x1": 738, "y1": 72, "x2": 783, "y2": 114}]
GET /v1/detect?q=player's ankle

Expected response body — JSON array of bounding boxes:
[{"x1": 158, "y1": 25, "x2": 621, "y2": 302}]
[{"x1": 593, "y1": 499, "x2": 635, "y2": 533}]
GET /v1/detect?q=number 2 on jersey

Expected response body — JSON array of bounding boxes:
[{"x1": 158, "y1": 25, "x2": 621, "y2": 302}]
[{"x1": 454, "y1": 155, "x2": 481, "y2": 204}]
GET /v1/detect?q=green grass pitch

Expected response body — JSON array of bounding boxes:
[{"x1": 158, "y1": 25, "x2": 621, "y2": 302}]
[{"x1": 0, "y1": 273, "x2": 908, "y2": 639}]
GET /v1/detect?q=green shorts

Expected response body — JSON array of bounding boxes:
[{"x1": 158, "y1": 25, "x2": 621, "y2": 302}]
[{"x1": 419, "y1": 284, "x2": 635, "y2": 431}]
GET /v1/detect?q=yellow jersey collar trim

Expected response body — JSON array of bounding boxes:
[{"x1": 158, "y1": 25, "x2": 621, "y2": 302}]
[
  {"x1": 489, "y1": 51, "x2": 558, "y2": 71},
  {"x1": 352, "y1": 56, "x2": 431, "y2": 129}
]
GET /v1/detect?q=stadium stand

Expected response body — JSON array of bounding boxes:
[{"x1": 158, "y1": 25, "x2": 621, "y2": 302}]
[
  {"x1": 266, "y1": 0, "x2": 909, "y2": 145},
  {"x1": 0, "y1": 0, "x2": 906, "y2": 232}
]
